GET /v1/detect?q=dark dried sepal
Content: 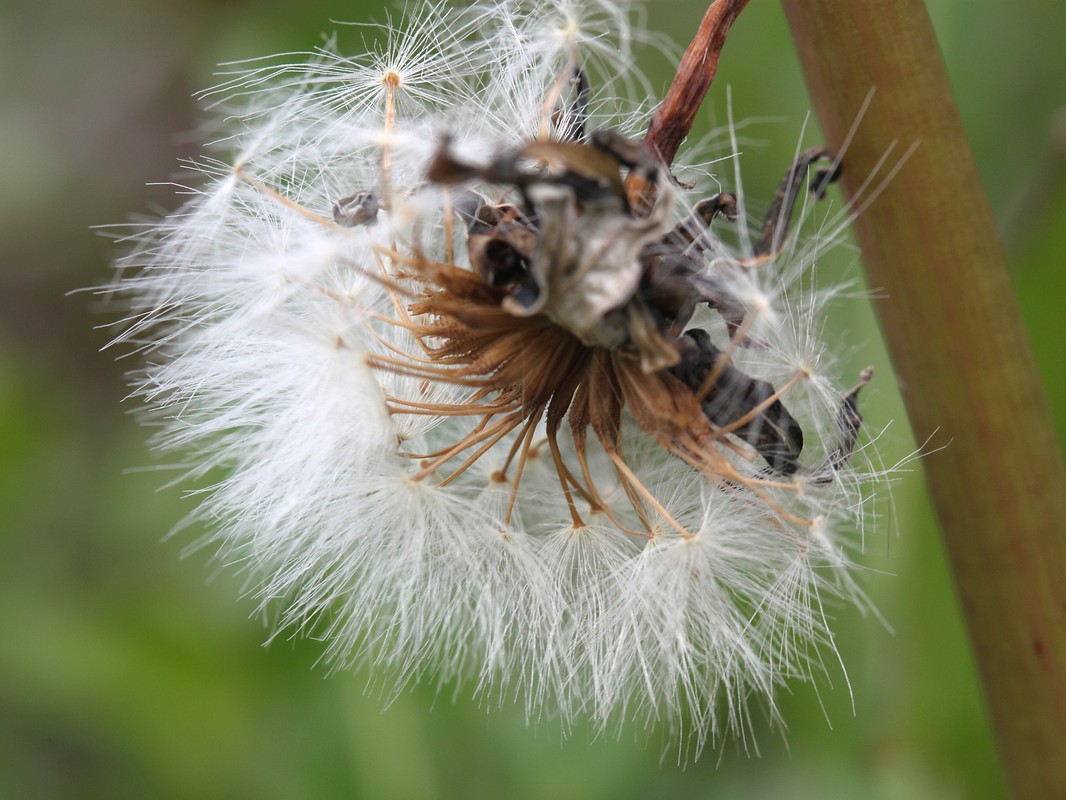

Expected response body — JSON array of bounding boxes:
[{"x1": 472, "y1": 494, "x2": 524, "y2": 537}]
[
  {"x1": 589, "y1": 128, "x2": 661, "y2": 187},
  {"x1": 552, "y1": 66, "x2": 590, "y2": 143},
  {"x1": 673, "y1": 328, "x2": 804, "y2": 474},
  {"x1": 462, "y1": 203, "x2": 537, "y2": 287},
  {"x1": 810, "y1": 366, "x2": 873, "y2": 483},
  {"x1": 638, "y1": 192, "x2": 747, "y2": 335},
  {"x1": 753, "y1": 147, "x2": 842, "y2": 258}
]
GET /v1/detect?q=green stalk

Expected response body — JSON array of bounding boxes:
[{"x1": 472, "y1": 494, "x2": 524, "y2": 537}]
[{"x1": 779, "y1": 2, "x2": 1066, "y2": 796}]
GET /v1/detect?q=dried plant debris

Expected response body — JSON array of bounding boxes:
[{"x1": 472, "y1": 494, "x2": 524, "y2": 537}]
[{"x1": 421, "y1": 129, "x2": 866, "y2": 498}]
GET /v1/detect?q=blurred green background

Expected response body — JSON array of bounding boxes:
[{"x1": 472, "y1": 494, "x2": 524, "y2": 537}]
[{"x1": 2, "y1": 0, "x2": 1064, "y2": 797}]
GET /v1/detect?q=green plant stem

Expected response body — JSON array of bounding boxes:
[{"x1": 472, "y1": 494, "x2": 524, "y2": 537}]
[{"x1": 779, "y1": 2, "x2": 1066, "y2": 796}]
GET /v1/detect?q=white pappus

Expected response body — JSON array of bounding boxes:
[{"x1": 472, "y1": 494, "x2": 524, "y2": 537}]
[{"x1": 105, "y1": 0, "x2": 892, "y2": 758}]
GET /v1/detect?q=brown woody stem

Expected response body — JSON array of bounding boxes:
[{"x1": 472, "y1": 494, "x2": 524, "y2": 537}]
[
  {"x1": 627, "y1": 0, "x2": 751, "y2": 208},
  {"x1": 782, "y1": 2, "x2": 1066, "y2": 798}
]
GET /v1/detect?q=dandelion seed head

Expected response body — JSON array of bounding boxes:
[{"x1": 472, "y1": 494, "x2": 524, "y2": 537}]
[{"x1": 104, "y1": 0, "x2": 894, "y2": 757}]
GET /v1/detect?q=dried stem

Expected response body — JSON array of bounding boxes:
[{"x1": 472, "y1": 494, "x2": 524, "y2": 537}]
[
  {"x1": 781, "y1": 2, "x2": 1066, "y2": 797},
  {"x1": 627, "y1": 0, "x2": 751, "y2": 208}
]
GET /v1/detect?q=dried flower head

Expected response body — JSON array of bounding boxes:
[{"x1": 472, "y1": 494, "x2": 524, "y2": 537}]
[{"x1": 107, "y1": 0, "x2": 888, "y2": 756}]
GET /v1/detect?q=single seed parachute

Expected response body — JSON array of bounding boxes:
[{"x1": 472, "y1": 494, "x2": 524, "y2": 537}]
[{"x1": 105, "y1": 0, "x2": 889, "y2": 755}]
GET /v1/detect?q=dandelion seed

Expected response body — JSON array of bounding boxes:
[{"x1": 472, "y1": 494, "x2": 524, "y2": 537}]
[{"x1": 104, "y1": 0, "x2": 892, "y2": 756}]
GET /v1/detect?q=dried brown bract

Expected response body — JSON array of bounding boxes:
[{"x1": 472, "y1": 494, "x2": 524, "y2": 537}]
[{"x1": 367, "y1": 127, "x2": 868, "y2": 536}]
